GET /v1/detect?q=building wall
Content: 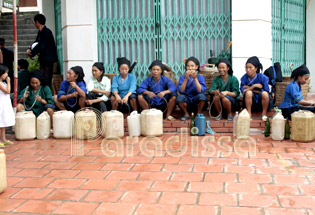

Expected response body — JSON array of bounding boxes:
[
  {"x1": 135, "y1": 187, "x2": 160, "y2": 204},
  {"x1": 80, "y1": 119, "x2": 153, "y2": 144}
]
[
  {"x1": 61, "y1": 0, "x2": 98, "y2": 82},
  {"x1": 41, "y1": 0, "x2": 56, "y2": 37},
  {"x1": 306, "y1": 0, "x2": 315, "y2": 93},
  {"x1": 231, "y1": 0, "x2": 272, "y2": 81}
]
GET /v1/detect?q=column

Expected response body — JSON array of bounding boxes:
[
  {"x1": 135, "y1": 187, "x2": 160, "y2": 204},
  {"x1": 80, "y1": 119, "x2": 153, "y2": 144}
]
[
  {"x1": 306, "y1": 0, "x2": 315, "y2": 93},
  {"x1": 61, "y1": 0, "x2": 98, "y2": 82},
  {"x1": 231, "y1": 0, "x2": 272, "y2": 81}
]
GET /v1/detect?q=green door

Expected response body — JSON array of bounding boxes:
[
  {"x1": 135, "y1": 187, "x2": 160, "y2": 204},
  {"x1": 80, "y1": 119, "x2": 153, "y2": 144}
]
[
  {"x1": 97, "y1": 0, "x2": 231, "y2": 83},
  {"x1": 54, "y1": 0, "x2": 63, "y2": 74},
  {"x1": 272, "y1": 0, "x2": 306, "y2": 76}
]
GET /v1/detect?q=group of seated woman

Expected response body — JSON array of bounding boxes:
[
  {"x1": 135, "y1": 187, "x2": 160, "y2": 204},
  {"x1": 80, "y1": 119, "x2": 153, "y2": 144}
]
[{"x1": 16, "y1": 55, "x2": 315, "y2": 125}]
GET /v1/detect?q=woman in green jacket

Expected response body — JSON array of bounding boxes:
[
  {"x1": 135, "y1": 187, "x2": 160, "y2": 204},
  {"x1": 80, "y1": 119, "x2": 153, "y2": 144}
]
[
  {"x1": 209, "y1": 59, "x2": 240, "y2": 121},
  {"x1": 17, "y1": 70, "x2": 55, "y2": 125}
]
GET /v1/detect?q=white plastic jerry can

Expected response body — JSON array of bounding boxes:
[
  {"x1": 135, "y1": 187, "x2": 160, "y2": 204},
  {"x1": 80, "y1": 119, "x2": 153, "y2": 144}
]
[
  {"x1": 15, "y1": 111, "x2": 36, "y2": 140},
  {"x1": 271, "y1": 112, "x2": 285, "y2": 141},
  {"x1": 291, "y1": 110, "x2": 315, "y2": 142},
  {"x1": 53, "y1": 111, "x2": 74, "y2": 139},
  {"x1": 0, "y1": 149, "x2": 7, "y2": 193},
  {"x1": 101, "y1": 110, "x2": 124, "y2": 139},
  {"x1": 236, "y1": 109, "x2": 250, "y2": 139},
  {"x1": 74, "y1": 110, "x2": 97, "y2": 140},
  {"x1": 37, "y1": 111, "x2": 51, "y2": 140},
  {"x1": 141, "y1": 108, "x2": 163, "y2": 136},
  {"x1": 127, "y1": 111, "x2": 141, "y2": 137}
]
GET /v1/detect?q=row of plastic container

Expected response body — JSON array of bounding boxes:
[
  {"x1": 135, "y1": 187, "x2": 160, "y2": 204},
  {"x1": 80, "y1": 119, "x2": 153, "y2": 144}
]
[
  {"x1": 234, "y1": 109, "x2": 315, "y2": 142},
  {"x1": 15, "y1": 108, "x2": 164, "y2": 140}
]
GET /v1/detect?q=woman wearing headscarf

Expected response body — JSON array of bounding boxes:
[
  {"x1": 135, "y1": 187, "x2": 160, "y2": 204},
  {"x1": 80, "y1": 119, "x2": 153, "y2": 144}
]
[
  {"x1": 111, "y1": 57, "x2": 137, "y2": 112},
  {"x1": 240, "y1": 56, "x2": 272, "y2": 121},
  {"x1": 209, "y1": 59, "x2": 240, "y2": 121},
  {"x1": 137, "y1": 60, "x2": 177, "y2": 120},
  {"x1": 176, "y1": 56, "x2": 207, "y2": 121},
  {"x1": 54, "y1": 66, "x2": 87, "y2": 113},
  {"x1": 280, "y1": 65, "x2": 315, "y2": 119},
  {"x1": 17, "y1": 70, "x2": 55, "y2": 124},
  {"x1": 86, "y1": 62, "x2": 111, "y2": 113}
]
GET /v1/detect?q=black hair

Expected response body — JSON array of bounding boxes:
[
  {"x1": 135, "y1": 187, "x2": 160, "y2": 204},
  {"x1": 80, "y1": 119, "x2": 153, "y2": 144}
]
[
  {"x1": 34, "y1": 14, "x2": 46, "y2": 25},
  {"x1": 29, "y1": 69, "x2": 46, "y2": 87},
  {"x1": 291, "y1": 64, "x2": 310, "y2": 81},
  {"x1": 18, "y1": 59, "x2": 29, "y2": 70},
  {"x1": 71, "y1": 66, "x2": 85, "y2": 84},
  {"x1": 185, "y1": 56, "x2": 200, "y2": 71},
  {"x1": 246, "y1": 56, "x2": 263, "y2": 73},
  {"x1": 0, "y1": 64, "x2": 8, "y2": 77},
  {"x1": 0, "y1": 38, "x2": 4, "y2": 44},
  {"x1": 92, "y1": 62, "x2": 105, "y2": 81}
]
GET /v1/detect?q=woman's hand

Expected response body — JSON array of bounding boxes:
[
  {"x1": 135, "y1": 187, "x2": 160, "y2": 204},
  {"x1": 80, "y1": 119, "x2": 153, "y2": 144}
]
[
  {"x1": 184, "y1": 70, "x2": 191, "y2": 79},
  {"x1": 35, "y1": 95, "x2": 42, "y2": 102},
  {"x1": 147, "y1": 91, "x2": 156, "y2": 99},
  {"x1": 190, "y1": 71, "x2": 197, "y2": 79},
  {"x1": 71, "y1": 92, "x2": 78, "y2": 98},
  {"x1": 115, "y1": 94, "x2": 122, "y2": 103},
  {"x1": 5, "y1": 76, "x2": 10, "y2": 83},
  {"x1": 157, "y1": 91, "x2": 166, "y2": 98},
  {"x1": 122, "y1": 96, "x2": 129, "y2": 104},
  {"x1": 85, "y1": 100, "x2": 94, "y2": 105},
  {"x1": 69, "y1": 81, "x2": 77, "y2": 89},
  {"x1": 220, "y1": 91, "x2": 228, "y2": 98}
]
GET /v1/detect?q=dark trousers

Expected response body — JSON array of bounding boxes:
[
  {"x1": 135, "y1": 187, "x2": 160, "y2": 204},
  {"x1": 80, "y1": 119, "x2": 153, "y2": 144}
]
[
  {"x1": 87, "y1": 92, "x2": 107, "y2": 113},
  {"x1": 40, "y1": 61, "x2": 54, "y2": 89}
]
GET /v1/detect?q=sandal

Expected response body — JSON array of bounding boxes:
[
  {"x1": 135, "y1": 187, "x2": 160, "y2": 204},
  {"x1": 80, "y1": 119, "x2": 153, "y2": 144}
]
[
  {"x1": 166, "y1": 115, "x2": 176, "y2": 121},
  {"x1": 227, "y1": 115, "x2": 234, "y2": 121},
  {"x1": 214, "y1": 115, "x2": 223, "y2": 121},
  {"x1": 0, "y1": 143, "x2": 5, "y2": 148},
  {"x1": 181, "y1": 115, "x2": 190, "y2": 121},
  {"x1": 4, "y1": 140, "x2": 14, "y2": 145}
]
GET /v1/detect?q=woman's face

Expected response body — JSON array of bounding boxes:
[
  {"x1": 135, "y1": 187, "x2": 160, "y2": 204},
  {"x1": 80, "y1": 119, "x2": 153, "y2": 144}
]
[
  {"x1": 186, "y1": 61, "x2": 199, "y2": 72},
  {"x1": 92, "y1": 66, "x2": 103, "y2": 80},
  {"x1": 151, "y1": 65, "x2": 162, "y2": 79},
  {"x1": 218, "y1": 63, "x2": 229, "y2": 76},
  {"x1": 297, "y1": 75, "x2": 309, "y2": 85},
  {"x1": 66, "y1": 69, "x2": 78, "y2": 82},
  {"x1": 30, "y1": 77, "x2": 41, "y2": 90},
  {"x1": 245, "y1": 63, "x2": 258, "y2": 78},
  {"x1": 119, "y1": 64, "x2": 129, "y2": 77},
  {"x1": 0, "y1": 70, "x2": 8, "y2": 80}
]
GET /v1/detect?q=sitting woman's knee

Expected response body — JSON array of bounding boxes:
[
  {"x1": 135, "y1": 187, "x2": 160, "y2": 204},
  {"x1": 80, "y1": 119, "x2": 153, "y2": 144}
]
[{"x1": 244, "y1": 90, "x2": 253, "y2": 99}]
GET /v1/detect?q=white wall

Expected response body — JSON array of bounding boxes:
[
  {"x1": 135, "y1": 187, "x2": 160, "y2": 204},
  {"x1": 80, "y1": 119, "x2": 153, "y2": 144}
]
[
  {"x1": 232, "y1": 0, "x2": 272, "y2": 81},
  {"x1": 61, "y1": 0, "x2": 98, "y2": 83},
  {"x1": 41, "y1": 0, "x2": 56, "y2": 37},
  {"x1": 306, "y1": 0, "x2": 315, "y2": 93}
]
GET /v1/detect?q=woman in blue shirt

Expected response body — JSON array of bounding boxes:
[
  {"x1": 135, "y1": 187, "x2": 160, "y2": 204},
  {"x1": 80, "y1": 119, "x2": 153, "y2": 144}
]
[
  {"x1": 240, "y1": 56, "x2": 272, "y2": 121},
  {"x1": 54, "y1": 66, "x2": 87, "y2": 113},
  {"x1": 176, "y1": 56, "x2": 207, "y2": 121},
  {"x1": 137, "y1": 60, "x2": 177, "y2": 120},
  {"x1": 280, "y1": 65, "x2": 315, "y2": 119},
  {"x1": 111, "y1": 57, "x2": 137, "y2": 112}
]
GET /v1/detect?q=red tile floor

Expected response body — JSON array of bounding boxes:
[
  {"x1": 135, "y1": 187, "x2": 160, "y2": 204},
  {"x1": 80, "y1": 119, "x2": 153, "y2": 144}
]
[{"x1": 1, "y1": 132, "x2": 314, "y2": 215}]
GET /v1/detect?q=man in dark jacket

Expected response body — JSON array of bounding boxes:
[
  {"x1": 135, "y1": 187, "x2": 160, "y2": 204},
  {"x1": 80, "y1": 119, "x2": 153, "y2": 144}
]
[
  {"x1": 0, "y1": 38, "x2": 14, "y2": 92},
  {"x1": 27, "y1": 14, "x2": 58, "y2": 89}
]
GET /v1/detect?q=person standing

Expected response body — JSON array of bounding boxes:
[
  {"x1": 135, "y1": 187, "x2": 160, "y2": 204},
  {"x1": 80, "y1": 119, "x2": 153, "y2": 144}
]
[
  {"x1": 0, "y1": 38, "x2": 14, "y2": 92},
  {"x1": 27, "y1": 14, "x2": 58, "y2": 89}
]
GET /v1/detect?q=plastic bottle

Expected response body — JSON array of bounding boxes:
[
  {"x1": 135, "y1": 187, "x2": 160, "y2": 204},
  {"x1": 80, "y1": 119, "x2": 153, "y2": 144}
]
[
  {"x1": 233, "y1": 111, "x2": 239, "y2": 137},
  {"x1": 264, "y1": 116, "x2": 271, "y2": 137},
  {"x1": 0, "y1": 150, "x2": 7, "y2": 193},
  {"x1": 271, "y1": 112, "x2": 285, "y2": 140},
  {"x1": 195, "y1": 114, "x2": 206, "y2": 136}
]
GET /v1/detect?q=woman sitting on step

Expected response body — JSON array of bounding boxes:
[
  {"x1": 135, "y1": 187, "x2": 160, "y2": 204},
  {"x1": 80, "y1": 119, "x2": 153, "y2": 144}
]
[
  {"x1": 280, "y1": 65, "x2": 315, "y2": 120},
  {"x1": 111, "y1": 57, "x2": 137, "y2": 112},
  {"x1": 209, "y1": 59, "x2": 240, "y2": 121},
  {"x1": 176, "y1": 56, "x2": 208, "y2": 121},
  {"x1": 240, "y1": 56, "x2": 273, "y2": 121},
  {"x1": 137, "y1": 60, "x2": 177, "y2": 121},
  {"x1": 54, "y1": 66, "x2": 87, "y2": 113},
  {"x1": 85, "y1": 62, "x2": 111, "y2": 113},
  {"x1": 17, "y1": 70, "x2": 55, "y2": 125}
]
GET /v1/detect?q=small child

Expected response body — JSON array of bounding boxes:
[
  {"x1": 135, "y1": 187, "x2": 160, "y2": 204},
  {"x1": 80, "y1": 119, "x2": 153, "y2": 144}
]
[
  {"x1": 0, "y1": 64, "x2": 15, "y2": 147},
  {"x1": 18, "y1": 59, "x2": 30, "y2": 94}
]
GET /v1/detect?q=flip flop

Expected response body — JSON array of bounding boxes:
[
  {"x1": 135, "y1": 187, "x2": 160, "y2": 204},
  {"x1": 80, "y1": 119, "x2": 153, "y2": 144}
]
[
  {"x1": 0, "y1": 143, "x2": 5, "y2": 148},
  {"x1": 4, "y1": 140, "x2": 14, "y2": 145},
  {"x1": 181, "y1": 115, "x2": 189, "y2": 121},
  {"x1": 166, "y1": 115, "x2": 176, "y2": 121}
]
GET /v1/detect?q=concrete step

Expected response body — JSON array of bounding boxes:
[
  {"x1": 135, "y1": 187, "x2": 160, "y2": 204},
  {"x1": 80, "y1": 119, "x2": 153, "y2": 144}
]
[
  {"x1": 0, "y1": 12, "x2": 38, "y2": 20},
  {"x1": 0, "y1": 28, "x2": 38, "y2": 35},
  {"x1": 1, "y1": 34, "x2": 36, "y2": 41},
  {"x1": 0, "y1": 24, "x2": 35, "y2": 30}
]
